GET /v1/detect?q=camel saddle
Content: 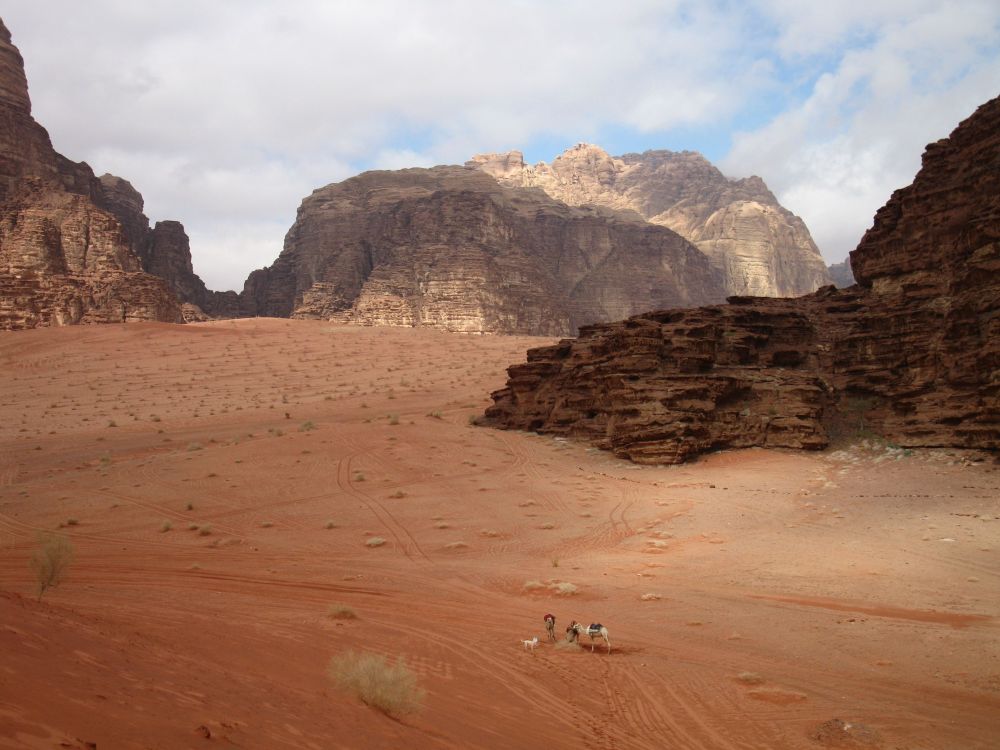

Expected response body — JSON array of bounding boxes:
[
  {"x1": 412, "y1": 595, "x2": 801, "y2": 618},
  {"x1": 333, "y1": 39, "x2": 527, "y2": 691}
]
[{"x1": 588, "y1": 623, "x2": 603, "y2": 633}]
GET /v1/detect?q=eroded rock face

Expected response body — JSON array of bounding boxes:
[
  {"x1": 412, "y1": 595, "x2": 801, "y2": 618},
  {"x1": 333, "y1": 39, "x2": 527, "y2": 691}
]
[
  {"x1": 483, "y1": 97, "x2": 1000, "y2": 459},
  {"x1": 0, "y1": 18, "x2": 183, "y2": 329},
  {"x1": 95, "y1": 175, "x2": 237, "y2": 318},
  {"x1": 468, "y1": 145, "x2": 831, "y2": 298},
  {"x1": 244, "y1": 166, "x2": 726, "y2": 335}
]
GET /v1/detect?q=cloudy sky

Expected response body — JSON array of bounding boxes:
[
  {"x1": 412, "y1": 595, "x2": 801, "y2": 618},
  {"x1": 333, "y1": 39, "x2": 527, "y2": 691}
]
[{"x1": 5, "y1": 1, "x2": 999, "y2": 290}]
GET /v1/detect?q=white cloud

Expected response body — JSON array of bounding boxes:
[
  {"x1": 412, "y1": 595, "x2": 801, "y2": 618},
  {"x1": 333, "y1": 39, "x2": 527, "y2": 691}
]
[
  {"x1": 722, "y1": 0, "x2": 1000, "y2": 263},
  {"x1": 3, "y1": 1, "x2": 998, "y2": 284}
]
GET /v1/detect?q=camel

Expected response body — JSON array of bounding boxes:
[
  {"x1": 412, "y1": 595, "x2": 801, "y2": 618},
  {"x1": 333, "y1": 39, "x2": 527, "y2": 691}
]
[
  {"x1": 566, "y1": 620, "x2": 611, "y2": 654},
  {"x1": 543, "y1": 614, "x2": 556, "y2": 643}
]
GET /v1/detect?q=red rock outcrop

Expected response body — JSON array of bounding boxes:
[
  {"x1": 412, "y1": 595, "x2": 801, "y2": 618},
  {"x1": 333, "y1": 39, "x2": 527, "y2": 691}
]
[
  {"x1": 0, "y1": 17, "x2": 184, "y2": 329},
  {"x1": 483, "y1": 97, "x2": 1000, "y2": 460},
  {"x1": 468, "y1": 145, "x2": 832, "y2": 298},
  {"x1": 243, "y1": 166, "x2": 726, "y2": 335}
]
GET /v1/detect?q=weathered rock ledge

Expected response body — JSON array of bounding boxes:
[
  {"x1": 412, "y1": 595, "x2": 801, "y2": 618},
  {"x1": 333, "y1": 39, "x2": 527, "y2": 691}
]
[{"x1": 482, "y1": 97, "x2": 1000, "y2": 460}]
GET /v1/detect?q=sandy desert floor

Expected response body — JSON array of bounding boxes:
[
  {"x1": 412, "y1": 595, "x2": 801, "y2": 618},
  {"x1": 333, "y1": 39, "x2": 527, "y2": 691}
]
[{"x1": 0, "y1": 318, "x2": 997, "y2": 750}]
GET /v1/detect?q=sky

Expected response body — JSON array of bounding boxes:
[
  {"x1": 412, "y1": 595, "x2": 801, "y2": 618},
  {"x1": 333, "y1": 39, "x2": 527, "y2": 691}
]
[{"x1": 4, "y1": 1, "x2": 999, "y2": 291}]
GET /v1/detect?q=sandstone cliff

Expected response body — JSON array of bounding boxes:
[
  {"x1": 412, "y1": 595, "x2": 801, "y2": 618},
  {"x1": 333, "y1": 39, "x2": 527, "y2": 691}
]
[
  {"x1": 468, "y1": 145, "x2": 831, "y2": 298},
  {"x1": 243, "y1": 166, "x2": 726, "y2": 335},
  {"x1": 0, "y1": 17, "x2": 184, "y2": 329},
  {"x1": 483, "y1": 97, "x2": 1000, "y2": 460}
]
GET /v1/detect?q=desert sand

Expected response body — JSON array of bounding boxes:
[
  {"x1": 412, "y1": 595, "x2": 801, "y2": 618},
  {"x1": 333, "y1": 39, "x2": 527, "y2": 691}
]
[{"x1": 0, "y1": 319, "x2": 996, "y2": 749}]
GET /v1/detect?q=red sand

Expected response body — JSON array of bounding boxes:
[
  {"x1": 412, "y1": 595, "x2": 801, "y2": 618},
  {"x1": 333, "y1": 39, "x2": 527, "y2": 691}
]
[{"x1": 0, "y1": 319, "x2": 997, "y2": 749}]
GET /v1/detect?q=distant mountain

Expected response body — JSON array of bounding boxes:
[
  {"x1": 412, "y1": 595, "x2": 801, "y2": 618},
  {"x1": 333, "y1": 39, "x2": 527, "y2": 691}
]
[
  {"x1": 241, "y1": 166, "x2": 726, "y2": 335},
  {"x1": 827, "y1": 260, "x2": 855, "y2": 288},
  {"x1": 483, "y1": 96, "x2": 1000, "y2": 459},
  {"x1": 468, "y1": 145, "x2": 832, "y2": 298}
]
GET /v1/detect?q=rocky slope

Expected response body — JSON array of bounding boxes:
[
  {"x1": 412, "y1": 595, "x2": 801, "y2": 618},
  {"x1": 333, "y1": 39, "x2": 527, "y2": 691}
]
[
  {"x1": 242, "y1": 166, "x2": 726, "y2": 335},
  {"x1": 468, "y1": 145, "x2": 831, "y2": 298},
  {"x1": 483, "y1": 96, "x2": 1000, "y2": 460},
  {"x1": 0, "y1": 17, "x2": 225, "y2": 329}
]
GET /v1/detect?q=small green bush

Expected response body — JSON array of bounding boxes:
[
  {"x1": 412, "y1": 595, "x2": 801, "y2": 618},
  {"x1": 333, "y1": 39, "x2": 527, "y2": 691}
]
[{"x1": 328, "y1": 651, "x2": 424, "y2": 716}]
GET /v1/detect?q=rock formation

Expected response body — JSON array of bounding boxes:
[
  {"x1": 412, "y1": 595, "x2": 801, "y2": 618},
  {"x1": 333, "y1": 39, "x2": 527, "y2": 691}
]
[
  {"x1": 0, "y1": 17, "x2": 187, "y2": 329},
  {"x1": 483, "y1": 97, "x2": 1000, "y2": 460},
  {"x1": 468, "y1": 145, "x2": 831, "y2": 298},
  {"x1": 826, "y1": 260, "x2": 855, "y2": 288},
  {"x1": 242, "y1": 166, "x2": 726, "y2": 335},
  {"x1": 95, "y1": 175, "x2": 239, "y2": 319}
]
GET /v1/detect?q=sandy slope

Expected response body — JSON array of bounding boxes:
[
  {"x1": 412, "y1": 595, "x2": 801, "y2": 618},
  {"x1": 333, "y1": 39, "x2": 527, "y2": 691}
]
[{"x1": 0, "y1": 319, "x2": 996, "y2": 749}]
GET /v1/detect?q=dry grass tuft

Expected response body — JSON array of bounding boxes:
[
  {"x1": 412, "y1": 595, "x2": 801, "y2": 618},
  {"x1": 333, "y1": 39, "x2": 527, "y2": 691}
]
[
  {"x1": 328, "y1": 604, "x2": 358, "y2": 620},
  {"x1": 30, "y1": 533, "x2": 73, "y2": 600},
  {"x1": 328, "y1": 651, "x2": 424, "y2": 716},
  {"x1": 365, "y1": 536, "x2": 386, "y2": 548}
]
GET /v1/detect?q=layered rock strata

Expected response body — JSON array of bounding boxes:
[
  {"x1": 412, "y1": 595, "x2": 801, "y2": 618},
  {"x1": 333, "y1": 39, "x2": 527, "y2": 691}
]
[
  {"x1": 468, "y1": 145, "x2": 831, "y2": 297},
  {"x1": 0, "y1": 17, "x2": 221, "y2": 329},
  {"x1": 95, "y1": 176, "x2": 239, "y2": 318},
  {"x1": 483, "y1": 97, "x2": 1000, "y2": 460},
  {"x1": 243, "y1": 166, "x2": 726, "y2": 335}
]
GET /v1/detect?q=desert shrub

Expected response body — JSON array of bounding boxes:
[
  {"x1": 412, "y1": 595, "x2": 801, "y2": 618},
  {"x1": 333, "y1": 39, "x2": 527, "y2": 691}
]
[
  {"x1": 160, "y1": 521, "x2": 173, "y2": 533},
  {"x1": 365, "y1": 536, "x2": 386, "y2": 547},
  {"x1": 444, "y1": 541, "x2": 468, "y2": 550},
  {"x1": 328, "y1": 604, "x2": 358, "y2": 620},
  {"x1": 198, "y1": 524, "x2": 212, "y2": 536},
  {"x1": 550, "y1": 582, "x2": 578, "y2": 596},
  {"x1": 387, "y1": 414, "x2": 399, "y2": 425},
  {"x1": 522, "y1": 580, "x2": 545, "y2": 591},
  {"x1": 30, "y1": 533, "x2": 74, "y2": 600},
  {"x1": 324, "y1": 520, "x2": 336, "y2": 529},
  {"x1": 300, "y1": 421, "x2": 315, "y2": 432},
  {"x1": 640, "y1": 593, "x2": 660, "y2": 601},
  {"x1": 329, "y1": 651, "x2": 424, "y2": 716},
  {"x1": 260, "y1": 521, "x2": 273, "y2": 528},
  {"x1": 736, "y1": 671, "x2": 765, "y2": 685}
]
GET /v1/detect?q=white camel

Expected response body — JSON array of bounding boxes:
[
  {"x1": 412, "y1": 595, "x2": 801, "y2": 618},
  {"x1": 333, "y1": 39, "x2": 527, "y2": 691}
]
[{"x1": 566, "y1": 620, "x2": 611, "y2": 654}]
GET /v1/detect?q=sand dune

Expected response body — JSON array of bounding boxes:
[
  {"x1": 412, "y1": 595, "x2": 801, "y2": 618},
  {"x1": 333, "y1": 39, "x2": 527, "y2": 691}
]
[{"x1": 0, "y1": 319, "x2": 996, "y2": 749}]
